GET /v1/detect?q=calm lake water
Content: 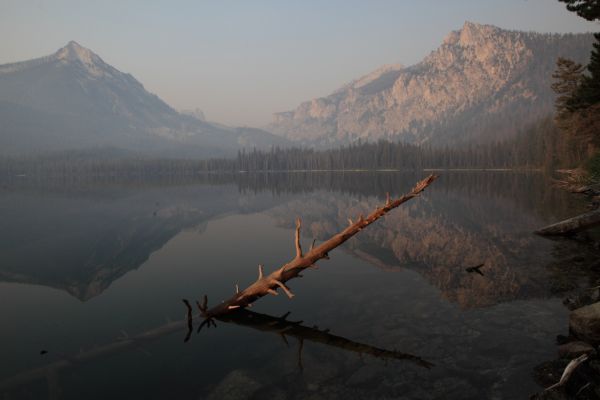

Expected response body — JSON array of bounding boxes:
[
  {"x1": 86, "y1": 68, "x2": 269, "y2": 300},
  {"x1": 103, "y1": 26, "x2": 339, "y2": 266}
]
[{"x1": 0, "y1": 171, "x2": 597, "y2": 399}]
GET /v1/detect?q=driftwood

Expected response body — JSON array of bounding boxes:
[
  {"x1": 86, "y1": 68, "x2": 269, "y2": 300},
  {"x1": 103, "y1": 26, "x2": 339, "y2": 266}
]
[
  {"x1": 535, "y1": 209, "x2": 600, "y2": 236},
  {"x1": 196, "y1": 174, "x2": 438, "y2": 325},
  {"x1": 544, "y1": 354, "x2": 589, "y2": 392}
]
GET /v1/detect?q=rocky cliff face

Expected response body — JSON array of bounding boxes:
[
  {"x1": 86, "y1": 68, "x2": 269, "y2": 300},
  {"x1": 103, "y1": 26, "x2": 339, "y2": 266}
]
[{"x1": 270, "y1": 22, "x2": 594, "y2": 146}]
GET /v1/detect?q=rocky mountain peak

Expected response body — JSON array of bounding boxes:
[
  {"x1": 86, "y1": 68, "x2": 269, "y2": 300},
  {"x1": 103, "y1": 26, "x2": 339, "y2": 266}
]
[
  {"x1": 460, "y1": 21, "x2": 498, "y2": 42},
  {"x1": 54, "y1": 41, "x2": 107, "y2": 77},
  {"x1": 56, "y1": 41, "x2": 95, "y2": 62},
  {"x1": 427, "y1": 21, "x2": 529, "y2": 74},
  {"x1": 442, "y1": 21, "x2": 503, "y2": 47}
]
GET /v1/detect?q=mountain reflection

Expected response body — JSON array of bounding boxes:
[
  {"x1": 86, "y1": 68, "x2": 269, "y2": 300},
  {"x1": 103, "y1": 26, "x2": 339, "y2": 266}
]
[
  {"x1": 264, "y1": 172, "x2": 596, "y2": 308},
  {"x1": 0, "y1": 171, "x2": 593, "y2": 306},
  {"x1": 0, "y1": 182, "x2": 286, "y2": 300}
]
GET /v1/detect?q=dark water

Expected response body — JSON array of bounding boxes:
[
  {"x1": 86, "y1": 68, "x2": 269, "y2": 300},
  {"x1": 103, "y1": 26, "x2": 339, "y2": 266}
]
[{"x1": 0, "y1": 171, "x2": 597, "y2": 399}]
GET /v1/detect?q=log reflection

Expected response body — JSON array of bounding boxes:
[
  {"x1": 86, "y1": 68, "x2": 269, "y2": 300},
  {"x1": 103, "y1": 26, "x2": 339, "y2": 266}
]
[{"x1": 194, "y1": 308, "x2": 434, "y2": 369}]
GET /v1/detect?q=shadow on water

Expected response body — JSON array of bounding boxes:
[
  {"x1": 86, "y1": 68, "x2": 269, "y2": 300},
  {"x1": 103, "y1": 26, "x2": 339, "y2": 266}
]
[
  {"x1": 0, "y1": 308, "x2": 432, "y2": 398},
  {"x1": 188, "y1": 309, "x2": 433, "y2": 369}
]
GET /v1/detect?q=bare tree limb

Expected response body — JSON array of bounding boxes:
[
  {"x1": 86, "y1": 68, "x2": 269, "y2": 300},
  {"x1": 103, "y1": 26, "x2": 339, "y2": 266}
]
[
  {"x1": 258, "y1": 264, "x2": 264, "y2": 280},
  {"x1": 294, "y1": 217, "x2": 303, "y2": 259},
  {"x1": 545, "y1": 354, "x2": 589, "y2": 391},
  {"x1": 199, "y1": 174, "x2": 438, "y2": 320}
]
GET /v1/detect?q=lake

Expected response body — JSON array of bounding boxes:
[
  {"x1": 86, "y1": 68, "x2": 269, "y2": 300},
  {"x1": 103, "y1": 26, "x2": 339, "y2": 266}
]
[{"x1": 0, "y1": 171, "x2": 597, "y2": 399}]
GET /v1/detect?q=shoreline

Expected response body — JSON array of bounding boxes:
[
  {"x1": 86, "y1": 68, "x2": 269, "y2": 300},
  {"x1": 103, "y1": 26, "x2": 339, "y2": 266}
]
[{"x1": 531, "y1": 182, "x2": 600, "y2": 399}]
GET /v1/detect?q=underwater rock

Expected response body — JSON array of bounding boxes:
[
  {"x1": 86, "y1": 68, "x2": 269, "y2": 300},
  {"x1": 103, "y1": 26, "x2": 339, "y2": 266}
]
[
  {"x1": 206, "y1": 370, "x2": 261, "y2": 400},
  {"x1": 558, "y1": 341, "x2": 595, "y2": 359},
  {"x1": 570, "y1": 302, "x2": 600, "y2": 344}
]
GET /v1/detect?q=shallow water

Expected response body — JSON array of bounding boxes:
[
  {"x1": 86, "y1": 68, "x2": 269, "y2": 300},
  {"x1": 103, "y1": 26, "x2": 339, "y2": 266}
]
[{"x1": 0, "y1": 171, "x2": 595, "y2": 399}]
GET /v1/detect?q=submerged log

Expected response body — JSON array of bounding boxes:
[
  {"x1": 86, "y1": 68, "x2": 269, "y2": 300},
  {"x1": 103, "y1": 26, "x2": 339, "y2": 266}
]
[
  {"x1": 0, "y1": 319, "x2": 186, "y2": 392},
  {"x1": 196, "y1": 174, "x2": 438, "y2": 323},
  {"x1": 0, "y1": 308, "x2": 432, "y2": 393},
  {"x1": 535, "y1": 209, "x2": 600, "y2": 236}
]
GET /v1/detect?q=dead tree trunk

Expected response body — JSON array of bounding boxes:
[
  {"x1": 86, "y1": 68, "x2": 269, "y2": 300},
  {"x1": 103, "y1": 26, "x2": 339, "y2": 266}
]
[
  {"x1": 535, "y1": 209, "x2": 600, "y2": 236},
  {"x1": 196, "y1": 174, "x2": 438, "y2": 325}
]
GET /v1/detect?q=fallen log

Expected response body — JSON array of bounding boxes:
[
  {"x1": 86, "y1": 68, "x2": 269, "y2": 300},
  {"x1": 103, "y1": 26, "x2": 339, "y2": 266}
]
[
  {"x1": 196, "y1": 174, "x2": 438, "y2": 326},
  {"x1": 535, "y1": 209, "x2": 600, "y2": 236}
]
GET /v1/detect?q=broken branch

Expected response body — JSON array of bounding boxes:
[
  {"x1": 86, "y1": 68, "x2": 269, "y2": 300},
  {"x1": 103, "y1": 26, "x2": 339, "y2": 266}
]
[
  {"x1": 294, "y1": 218, "x2": 303, "y2": 259},
  {"x1": 545, "y1": 354, "x2": 588, "y2": 391}
]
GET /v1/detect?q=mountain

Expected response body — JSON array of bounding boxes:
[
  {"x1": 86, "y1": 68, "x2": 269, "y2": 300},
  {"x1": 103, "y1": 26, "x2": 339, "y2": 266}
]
[
  {"x1": 269, "y1": 22, "x2": 595, "y2": 146},
  {"x1": 0, "y1": 41, "x2": 288, "y2": 157}
]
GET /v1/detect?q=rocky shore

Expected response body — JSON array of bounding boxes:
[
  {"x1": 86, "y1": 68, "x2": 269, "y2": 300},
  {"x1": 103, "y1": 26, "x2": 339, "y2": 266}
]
[{"x1": 532, "y1": 183, "x2": 600, "y2": 399}]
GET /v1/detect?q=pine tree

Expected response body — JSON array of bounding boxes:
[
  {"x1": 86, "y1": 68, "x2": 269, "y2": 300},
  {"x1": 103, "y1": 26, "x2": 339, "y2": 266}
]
[
  {"x1": 557, "y1": 0, "x2": 600, "y2": 156},
  {"x1": 578, "y1": 33, "x2": 600, "y2": 106},
  {"x1": 552, "y1": 57, "x2": 585, "y2": 117},
  {"x1": 558, "y1": 0, "x2": 600, "y2": 20}
]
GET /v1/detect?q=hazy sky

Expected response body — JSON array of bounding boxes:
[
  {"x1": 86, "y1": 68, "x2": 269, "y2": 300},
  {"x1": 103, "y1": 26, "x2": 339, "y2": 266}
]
[{"x1": 0, "y1": 0, "x2": 597, "y2": 127}]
